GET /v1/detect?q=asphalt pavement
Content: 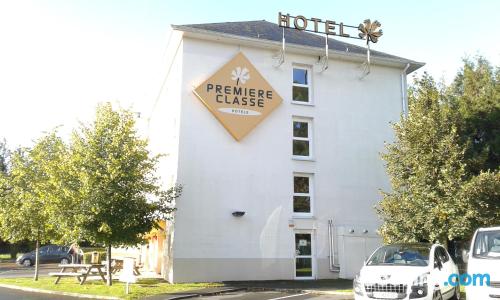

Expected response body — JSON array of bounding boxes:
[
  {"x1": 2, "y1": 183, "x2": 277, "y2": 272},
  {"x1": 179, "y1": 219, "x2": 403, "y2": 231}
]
[
  {"x1": 0, "y1": 286, "x2": 78, "y2": 299},
  {"x1": 197, "y1": 291, "x2": 353, "y2": 300},
  {"x1": 0, "y1": 263, "x2": 60, "y2": 278},
  {"x1": 0, "y1": 263, "x2": 79, "y2": 298},
  {"x1": 0, "y1": 262, "x2": 354, "y2": 300}
]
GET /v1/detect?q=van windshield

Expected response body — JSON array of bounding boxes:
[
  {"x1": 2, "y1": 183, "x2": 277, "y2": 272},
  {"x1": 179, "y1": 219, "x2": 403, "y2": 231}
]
[
  {"x1": 366, "y1": 245, "x2": 430, "y2": 266},
  {"x1": 473, "y1": 230, "x2": 500, "y2": 259}
]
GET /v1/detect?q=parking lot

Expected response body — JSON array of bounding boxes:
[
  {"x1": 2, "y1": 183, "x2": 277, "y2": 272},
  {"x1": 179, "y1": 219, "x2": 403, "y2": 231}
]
[
  {"x1": 0, "y1": 262, "x2": 59, "y2": 279},
  {"x1": 197, "y1": 291, "x2": 353, "y2": 300}
]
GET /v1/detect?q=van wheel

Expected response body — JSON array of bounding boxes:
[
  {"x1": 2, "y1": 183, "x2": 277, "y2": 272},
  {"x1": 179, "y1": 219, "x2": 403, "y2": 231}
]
[{"x1": 450, "y1": 285, "x2": 460, "y2": 300}]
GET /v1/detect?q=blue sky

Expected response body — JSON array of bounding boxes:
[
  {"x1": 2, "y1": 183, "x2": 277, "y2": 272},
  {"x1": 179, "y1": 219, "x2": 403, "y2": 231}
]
[{"x1": 0, "y1": 0, "x2": 499, "y2": 147}]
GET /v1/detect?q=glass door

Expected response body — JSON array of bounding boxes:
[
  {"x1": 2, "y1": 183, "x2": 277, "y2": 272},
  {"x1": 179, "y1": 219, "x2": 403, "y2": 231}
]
[{"x1": 295, "y1": 233, "x2": 314, "y2": 279}]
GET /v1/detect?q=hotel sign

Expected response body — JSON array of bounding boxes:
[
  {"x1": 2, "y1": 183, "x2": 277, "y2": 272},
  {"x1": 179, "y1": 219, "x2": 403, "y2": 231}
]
[
  {"x1": 278, "y1": 12, "x2": 383, "y2": 43},
  {"x1": 193, "y1": 52, "x2": 283, "y2": 141}
]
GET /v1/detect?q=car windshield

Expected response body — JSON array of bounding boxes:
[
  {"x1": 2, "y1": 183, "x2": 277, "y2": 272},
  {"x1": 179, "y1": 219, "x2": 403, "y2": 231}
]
[
  {"x1": 473, "y1": 230, "x2": 500, "y2": 259},
  {"x1": 366, "y1": 245, "x2": 430, "y2": 266}
]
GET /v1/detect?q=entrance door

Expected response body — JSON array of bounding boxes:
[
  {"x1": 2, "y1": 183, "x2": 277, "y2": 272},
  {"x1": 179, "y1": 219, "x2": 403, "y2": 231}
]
[{"x1": 295, "y1": 233, "x2": 314, "y2": 279}]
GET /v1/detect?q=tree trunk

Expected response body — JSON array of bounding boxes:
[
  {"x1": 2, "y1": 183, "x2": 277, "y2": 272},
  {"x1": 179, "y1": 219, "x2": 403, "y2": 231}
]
[
  {"x1": 106, "y1": 244, "x2": 112, "y2": 286},
  {"x1": 34, "y1": 240, "x2": 39, "y2": 281},
  {"x1": 442, "y1": 237, "x2": 449, "y2": 251},
  {"x1": 10, "y1": 243, "x2": 18, "y2": 259}
]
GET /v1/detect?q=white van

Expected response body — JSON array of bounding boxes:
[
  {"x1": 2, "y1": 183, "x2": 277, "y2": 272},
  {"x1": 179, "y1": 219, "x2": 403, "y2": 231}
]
[{"x1": 466, "y1": 226, "x2": 500, "y2": 299}]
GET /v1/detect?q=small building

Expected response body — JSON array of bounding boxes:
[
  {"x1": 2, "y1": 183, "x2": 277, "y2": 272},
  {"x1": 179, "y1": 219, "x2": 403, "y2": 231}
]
[
  {"x1": 147, "y1": 20, "x2": 423, "y2": 283},
  {"x1": 112, "y1": 221, "x2": 166, "y2": 275}
]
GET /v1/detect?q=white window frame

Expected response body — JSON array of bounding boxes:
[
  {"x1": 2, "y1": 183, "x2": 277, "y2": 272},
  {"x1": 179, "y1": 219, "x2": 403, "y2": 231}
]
[
  {"x1": 293, "y1": 173, "x2": 314, "y2": 217},
  {"x1": 292, "y1": 117, "x2": 313, "y2": 160},
  {"x1": 292, "y1": 66, "x2": 313, "y2": 105}
]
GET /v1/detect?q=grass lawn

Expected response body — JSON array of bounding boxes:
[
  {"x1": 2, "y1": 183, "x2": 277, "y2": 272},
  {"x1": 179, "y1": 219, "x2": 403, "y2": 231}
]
[
  {"x1": 0, "y1": 277, "x2": 222, "y2": 299},
  {"x1": 0, "y1": 253, "x2": 21, "y2": 262}
]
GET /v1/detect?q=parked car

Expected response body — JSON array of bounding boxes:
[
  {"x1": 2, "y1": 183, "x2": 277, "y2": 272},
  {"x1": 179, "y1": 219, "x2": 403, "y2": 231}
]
[
  {"x1": 354, "y1": 243, "x2": 460, "y2": 300},
  {"x1": 465, "y1": 226, "x2": 500, "y2": 299},
  {"x1": 16, "y1": 245, "x2": 71, "y2": 267}
]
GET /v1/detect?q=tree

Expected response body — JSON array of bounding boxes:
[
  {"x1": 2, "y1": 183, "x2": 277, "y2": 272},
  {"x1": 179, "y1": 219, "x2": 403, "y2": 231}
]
[
  {"x1": 68, "y1": 103, "x2": 181, "y2": 285},
  {"x1": 378, "y1": 74, "x2": 471, "y2": 246},
  {"x1": 0, "y1": 139, "x2": 14, "y2": 258},
  {"x1": 448, "y1": 57, "x2": 500, "y2": 174},
  {"x1": 459, "y1": 171, "x2": 500, "y2": 230},
  {"x1": 0, "y1": 133, "x2": 68, "y2": 280},
  {"x1": 0, "y1": 139, "x2": 10, "y2": 200},
  {"x1": 0, "y1": 139, "x2": 8, "y2": 175},
  {"x1": 378, "y1": 64, "x2": 500, "y2": 246}
]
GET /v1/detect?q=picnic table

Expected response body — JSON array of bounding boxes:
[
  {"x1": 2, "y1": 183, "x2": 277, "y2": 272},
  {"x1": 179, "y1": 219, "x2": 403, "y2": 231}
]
[
  {"x1": 105, "y1": 258, "x2": 141, "y2": 275},
  {"x1": 49, "y1": 263, "x2": 107, "y2": 285}
]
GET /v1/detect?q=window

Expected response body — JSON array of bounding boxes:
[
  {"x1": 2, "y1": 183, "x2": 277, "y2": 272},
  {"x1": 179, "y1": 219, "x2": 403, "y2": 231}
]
[
  {"x1": 436, "y1": 247, "x2": 449, "y2": 263},
  {"x1": 293, "y1": 118, "x2": 312, "y2": 159},
  {"x1": 434, "y1": 249, "x2": 442, "y2": 268},
  {"x1": 433, "y1": 246, "x2": 450, "y2": 269},
  {"x1": 473, "y1": 230, "x2": 500, "y2": 259},
  {"x1": 293, "y1": 174, "x2": 313, "y2": 215},
  {"x1": 366, "y1": 245, "x2": 430, "y2": 266},
  {"x1": 292, "y1": 67, "x2": 311, "y2": 103},
  {"x1": 58, "y1": 246, "x2": 69, "y2": 254}
]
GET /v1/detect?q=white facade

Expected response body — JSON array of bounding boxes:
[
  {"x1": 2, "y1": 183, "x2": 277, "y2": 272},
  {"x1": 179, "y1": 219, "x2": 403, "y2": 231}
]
[{"x1": 148, "y1": 23, "x2": 423, "y2": 283}]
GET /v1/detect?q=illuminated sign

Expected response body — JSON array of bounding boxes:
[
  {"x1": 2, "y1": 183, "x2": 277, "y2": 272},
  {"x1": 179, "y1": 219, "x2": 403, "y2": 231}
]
[{"x1": 193, "y1": 52, "x2": 283, "y2": 141}]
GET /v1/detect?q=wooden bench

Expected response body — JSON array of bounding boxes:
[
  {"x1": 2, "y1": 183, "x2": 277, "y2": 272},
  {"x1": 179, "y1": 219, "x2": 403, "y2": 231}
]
[
  {"x1": 49, "y1": 264, "x2": 106, "y2": 285},
  {"x1": 104, "y1": 258, "x2": 141, "y2": 275},
  {"x1": 49, "y1": 272, "x2": 85, "y2": 277}
]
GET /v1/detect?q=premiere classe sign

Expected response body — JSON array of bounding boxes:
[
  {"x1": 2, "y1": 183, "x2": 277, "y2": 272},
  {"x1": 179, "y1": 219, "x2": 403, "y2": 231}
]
[{"x1": 193, "y1": 52, "x2": 283, "y2": 140}]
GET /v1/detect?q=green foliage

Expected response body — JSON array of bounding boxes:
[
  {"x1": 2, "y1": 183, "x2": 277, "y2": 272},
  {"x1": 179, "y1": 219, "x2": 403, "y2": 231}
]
[
  {"x1": 67, "y1": 103, "x2": 181, "y2": 247},
  {"x1": 459, "y1": 171, "x2": 500, "y2": 228},
  {"x1": 379, "y1": 75, "x2": 467, "y2": 244},
  {"x1": 448, "y1": 57, "x2": 500, "y2": 174},
  {"x1": 0, "y1": 139, "x2": 10, "y2": 204},
  {"x1": 0, "y1": 104, "x2": 181, "y2": 283},
  {"x1": 378, "y1": 57, "x2": 500, "y2": 245},
  {"x1": 0, "y1": 139, "x2": 9, "y2": 174},
  {"x1": 0, "y1": 133, "x2": 69, "y2": 280},
  {"x1": 0, "y1": 132, "x2": 67, "y2": 244}
]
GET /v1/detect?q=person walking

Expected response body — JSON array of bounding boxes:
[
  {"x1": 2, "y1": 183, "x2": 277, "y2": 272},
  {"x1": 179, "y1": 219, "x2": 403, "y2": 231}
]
[{"x1": 68, "y1": 243, "x2": 79, "y2": 264}]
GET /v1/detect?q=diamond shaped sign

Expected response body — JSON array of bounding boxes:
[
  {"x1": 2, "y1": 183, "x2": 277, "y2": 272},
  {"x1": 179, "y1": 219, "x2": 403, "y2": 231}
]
[{"x1": 193, "y1": 52, "x2": 283, "y2": 140}]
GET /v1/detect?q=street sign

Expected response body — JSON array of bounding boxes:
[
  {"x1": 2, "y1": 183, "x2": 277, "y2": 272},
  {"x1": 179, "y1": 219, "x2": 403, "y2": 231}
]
[{"x1": 119, "y1": 257, "x2": 137, "y2": 294}]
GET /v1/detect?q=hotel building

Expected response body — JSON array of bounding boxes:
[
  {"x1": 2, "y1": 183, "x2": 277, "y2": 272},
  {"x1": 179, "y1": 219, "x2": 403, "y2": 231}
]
[{"x1": 147, "y1": 20, "x2": 424, "y2": 282}]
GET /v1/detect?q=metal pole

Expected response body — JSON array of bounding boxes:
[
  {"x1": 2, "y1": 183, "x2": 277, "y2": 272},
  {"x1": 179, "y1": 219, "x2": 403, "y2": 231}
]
[{"x1": 328, "y1": 219, "x2": 340, "y2": 272}]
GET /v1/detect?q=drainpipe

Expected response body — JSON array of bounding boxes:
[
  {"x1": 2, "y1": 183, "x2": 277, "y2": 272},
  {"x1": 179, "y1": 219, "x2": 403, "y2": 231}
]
[
  {"x1": 328, "y1": 219, "x2": 340, "y2": 272},
  {"x1": 401, "y1": 63, "x2": 410, "y2": 116}
]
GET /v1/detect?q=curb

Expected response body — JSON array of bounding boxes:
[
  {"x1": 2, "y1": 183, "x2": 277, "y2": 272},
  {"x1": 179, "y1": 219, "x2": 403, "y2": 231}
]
[
  {"x1": 0, "y1": 283, "x2": 120, "y2": 299},
  {"x1": 165, "y1": 287, "x2": 247, "y2": 300},
  {"x1": 303, "y1": 289, "x2": 353, "y2": 296},
  {"x1": 244, "y1": 287, "x2": 353, "y2": 296},
  {"x1": 165, "y1": 294, "x2": 198, "y2": 300}
]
